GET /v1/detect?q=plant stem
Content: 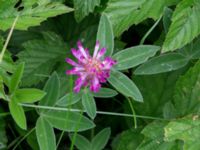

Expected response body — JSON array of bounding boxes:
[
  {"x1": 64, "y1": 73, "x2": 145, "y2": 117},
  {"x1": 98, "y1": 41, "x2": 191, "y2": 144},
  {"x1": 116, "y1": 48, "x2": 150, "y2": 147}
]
[
  {"x1": 127, "y1": 97, "x2": 137, "y2": 128},
  {"x1": 0, "y1": 15, "x2": 19, "y2": 63}
]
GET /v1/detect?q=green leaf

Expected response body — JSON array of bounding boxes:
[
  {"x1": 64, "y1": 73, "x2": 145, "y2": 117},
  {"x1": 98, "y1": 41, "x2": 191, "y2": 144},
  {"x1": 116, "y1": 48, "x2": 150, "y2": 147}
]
[
  {"x1": 163, "y1": 7, "x2": 173, "y2": 33},
  {"x1": 42, "y1": 110, "x2": 95, "y2": 132},
  {"x1": 162, "y1": 0, "x2": 200, "y2": 52},
  {"x1": 134, "y1": 53, "x2": 188, "y2": 75},
  {"x1": 36, "y1": 117, "x2": 56, "y2": 150},
  {"x1": 113, "y1": 45, "x2": 160, "y2": 70},
  {"x1": 82, "y1": 90, "x2": 97, "y2": 119},
  {"x1": 108, "y1": 70, "x2": 143, "y2": 102},
  {"x1": 17, "y1": 32, "x2": 68, "y2": 86},
  {"x1": 69, "y1": 134, "x2": 91, "y2": 150},
  {"x1": 39, "y1": 72, "x2": 60, "y2": 113},
  {"x1": 9, "y1": 97, "x2": 27, "y2": 130},
  {"x1": 0, "y1": 0, "x2": 73, "y2": 31},
  {"x1": 9, "y1": 63, "x2": 24, "y2": 93},
  {"x1": 111, "y1": 128, "x2": 143, "y2": 150},
  {"x1": 73, "y1": 0, "x2": 100, "y2": 22},
  {"x1": 172, "y1": 60, "x2": 200, "y2": 117},
  {"x1": 91, "y1": 128, "x2": 111, "y2": 150},
  {"x1": 164, "y1": 115, "x2": 200, "y2": 150},
  {"x1": 104, "y1": 0, "x2": 178, "y2": 36},
  {"x1": 137, "y1": 121, "x2": 179, "y2": 150},
  {"x1": 92, "y1": 88, "x2": 118, "y2": 98},
  {"x1": 97, "y1": 14, "x2": 114, "y2": 56},
  {"x1": 15, "y1": 88, "x2": 46, "y2": 103},
  {"x1": 0, "y1": 76, "x2": 5, "y2": 99},
  {"x1": 56, "y1": 92, "x2": 81, "y2": 107}
]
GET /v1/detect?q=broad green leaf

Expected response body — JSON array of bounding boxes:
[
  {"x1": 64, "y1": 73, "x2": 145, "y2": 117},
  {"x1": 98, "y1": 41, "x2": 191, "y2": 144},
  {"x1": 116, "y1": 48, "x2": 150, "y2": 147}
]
[
  {"x1": 42, "y1": 110, "x2": 95, "y2": 132},
  {"x1": 0, "y1": 0, "x2": 73, "y2": 31},
  {"x1": 15, "y1": 88, "x2": 46, "y2": 103},
  {"x1": 97, "y1": 14, "x2": 114, "y2": 56},
  {"x1": 36, "y1": 117, "x2": 56, "y2": 150},
  {"x1": 91, "y1": 128, "x2": 111, "y2": 150},
  {"x1": 9, "y1": 63, "x2": 24, "y2": 93},
  {"x1": 164, "y1": 115, "x2": 200, "y2": 150},
  {"x1": 162, "y1": 0, "x2": 200, "y2": 52},
  {"x1": 9, "y1": 97, "x2": 27, "y2": 130},
  {"x1": 137, "y1": 121, "x2": 179, "y2": 150},
  {"x1": 104, "y1": 0, "x2": 178, "y2": 36},
  {"x1": 108, "y1": 70, "x2": 143, "y2": 102},
  {"x1": 73, "y1": 0, "x2": 100, "y2": 22},
  {"x1": 134, "y1": 53, "x2": 188, "y2": 75},
  {"x1": 112, "y1": 128, "x2": 143, "y2": 150},
  {"x1": 172, "y1": 60, "x2": 200, "y2": 117},
  {"x1": 69, "y1": 134, "x2": 91, "y2": 150},
  {"x1": 82, "y1": 91, "x2": 96, "y2": 119},
  {"x1": 92, "y1": 88, "x2": 118, "y2": 98},
  {"x1": 56, "y1": 92, "x2": 81, "y2": 107},
  {"x1": 113, "y1": 45, "x2": 160, "y2": 70},
  {"x1": 18, "y1": 32, "x2": 68, "y2": 86},
  {"x1": 39, "y1": 72, "x2": 60, "y2": 113}
]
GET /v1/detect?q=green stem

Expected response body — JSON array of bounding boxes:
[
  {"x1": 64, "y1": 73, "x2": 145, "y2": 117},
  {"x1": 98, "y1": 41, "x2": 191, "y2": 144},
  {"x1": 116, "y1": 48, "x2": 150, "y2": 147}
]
[
  {"x1": 13, "y1": 128, "x2": 35, "y2": 150},
  {"x1": 127, "y1": 97, "x2": 137, "y2": 128},
  {"x1": 0, "y1": 15, "x2": 19, "y2": 63},
  {"x1": 19, "y1": 103, "x2": 168, "y2": 121},
  {"x1": 140, "y1": 15, "x2": 162, "y2": 45}
]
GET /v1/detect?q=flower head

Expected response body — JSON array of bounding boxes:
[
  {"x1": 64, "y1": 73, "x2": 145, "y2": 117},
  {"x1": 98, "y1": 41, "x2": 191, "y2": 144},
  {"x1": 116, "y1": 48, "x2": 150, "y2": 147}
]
[{"x1": 66, "y1": 41, "x2": 116, "y2": 93}]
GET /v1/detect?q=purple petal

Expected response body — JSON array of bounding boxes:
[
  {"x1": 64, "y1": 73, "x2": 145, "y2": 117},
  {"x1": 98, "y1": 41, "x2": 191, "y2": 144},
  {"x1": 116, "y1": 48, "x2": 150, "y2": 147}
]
[
  {"x1": 93, "y1": 41, "x2": 100, "y2": 58},
  {"x1": 65, "y1": 58, "x2": 79, "y2": 66},
  {"x1": 96, "y1": 47, "x2": 106, "y2": 59},
  {"x1": 90, "y1": 76, "x2": 101, "y2": 92},
  {"x1": 77, "y1": 41, "x2": 88, "y2": 58}
]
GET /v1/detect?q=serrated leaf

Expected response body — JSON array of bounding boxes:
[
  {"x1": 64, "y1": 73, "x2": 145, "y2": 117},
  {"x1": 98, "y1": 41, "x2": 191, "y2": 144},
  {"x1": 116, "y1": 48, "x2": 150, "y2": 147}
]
[
  {"x1": 172, "y1": 60, "x2": 200, "y2": 117},
  {"x1": 9, "y1": 97, "x2": 27, "y2": 130},
  {"x1": 15, "y1": 88, "x2": 46, "y2": 103},
  {"x1": 36, "y1": 117, "x2": 56, "y2": 150},
  {"x1": 73, "y1": 0, "x2": 100, "y2": 22},
  {"x1": 18, "y1": 32, "x2": 68, "y2": 86},
  {"x1": 91, "y1": 128, "x2": 111, "y2": 150},
  {"x1": 0, "y1": 0, "x2": 73, "y2": 31},
  {"x1": 56, "y1": 92, "x2": 81, "y2": 107},
  {"x1": 108, "y1": 70, "x2": 143, "y2": 102},
  {"x1": 9, "y1": 63, "x2": 24, "y2": 93},
  {"x1": 164, "y1": 115, "x2": 200, "y2": 150},
  {"x1": 69, "y1": 134, "x2": 91, "y2": 150},
  {"x1": 42, "y1": 110, "x2": 95, "y2": 132},
  {"x1": 112, "y1": 128, "x2": 143, "y2": 150},
  {"x1": 39, "y1": 72, "x2": 60, "y2": 113},
  {"x1": 137, "y1": 121, "x2": 179, "y2": 150},
  {"x1": 134, "y1": 53, "x2": 188, "y2": 75},
  {"x1": 97, "y1": 14, "x2": 114, "y2": 56},
  {"x1": 113, "y1": 45, "x2": 160, "y2": 70},
  {"x1": 104, "y1": 0, "x2": 178, "y2": 36},
  {"x1": 92, "y1": 88, "x2": 118, "y2": 98},
  {"x1": 163, "y1": 0, "x2": 200, "y2": 52},
  {"x1": 82, "y1": 90, "x2": 96, "y2": 119}
]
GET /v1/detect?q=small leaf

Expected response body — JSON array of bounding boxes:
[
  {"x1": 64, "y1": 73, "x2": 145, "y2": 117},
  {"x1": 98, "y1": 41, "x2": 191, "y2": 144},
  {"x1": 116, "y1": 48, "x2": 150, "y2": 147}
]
[
  {"x1": 91, "y1": 128, "x2": 111, "y2": 150},
  {"x1": 82, "y1": 91, "x2": 97, "y2": 119},
  {"x1": 36, "y1": 117, "x2": 56, "y2": 150},
  {"x1": 162, "y1": 0, "x2": 200, "y2": 52},
  {"x1": 42, "y1": 110, "x2": 95, "y2": 132},
  {"x1": 134, "y1": 53, "x2": 188, "y2": 75},
  {"x1": 113, "y1": 45, "x2": 160, "y2": 70},
  {"x1": 9, "y1": 63, "x2": 24, "y2": 93},
  {"x1": 56, "y1": 92, "x2": 81, "y2": 107},
  {"x1": 97, "y1": 14, "x2": 114, "y2": 56},
  {"x1": 108, "y1": 70, "x2": 143, "y2": 102},
  {"x1": 39, "y1": 72, "x2": 60, "y2": 113},
  {"x1": 9, "y1": 97, "x2": 27, "y2": 130},
  {"x1": 15, "y1": 88, "x2": 46, "y2": 103},
  {"x1": 69, "y1": 134, "x2": 91, "y2": 150},
  {"x1": 163, "y1": 7, "x2": 173, "y2": 33},
  {"x1": 92, "y1": 88, "x2": 118, "y2": 98}
]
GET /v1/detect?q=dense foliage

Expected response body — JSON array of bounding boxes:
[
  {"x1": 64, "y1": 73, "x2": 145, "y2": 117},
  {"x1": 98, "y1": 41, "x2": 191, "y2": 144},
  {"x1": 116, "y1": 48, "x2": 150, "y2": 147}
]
[{"x1": 1, "y1": 0, "x2": 200, "y2": 149}]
